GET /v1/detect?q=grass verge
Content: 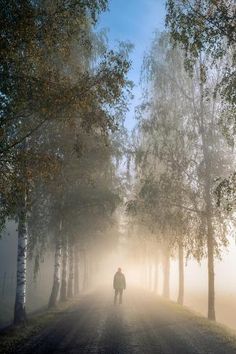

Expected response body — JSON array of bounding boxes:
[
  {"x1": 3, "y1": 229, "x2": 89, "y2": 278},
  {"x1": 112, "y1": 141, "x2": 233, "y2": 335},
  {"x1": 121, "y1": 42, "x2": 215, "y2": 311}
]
[
  {"x1": 0, "y1": 299, "x2": 77, "y2": 354},
  {"x1": 166, "y1": 298, "x2": 236, "y2": 348}
]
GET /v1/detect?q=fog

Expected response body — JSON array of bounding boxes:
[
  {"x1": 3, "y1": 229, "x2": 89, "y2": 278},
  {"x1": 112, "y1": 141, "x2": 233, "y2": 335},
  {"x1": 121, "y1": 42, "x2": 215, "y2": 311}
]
[
  {"x1": 2, "y1": 227, "x2": 236, "y2": 329},
  {"x1": 91, "y1": 237, "x2": 236, "y2": 329},
  {"x1": 1, "y1": 3, "x2": 235, "y2": 351}
]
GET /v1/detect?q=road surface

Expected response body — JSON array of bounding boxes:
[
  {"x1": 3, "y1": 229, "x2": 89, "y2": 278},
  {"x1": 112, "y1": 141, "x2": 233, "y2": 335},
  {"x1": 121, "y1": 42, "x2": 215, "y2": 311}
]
[{"x1": 14, "y1": 289, "x2": 236, "y2": 354}]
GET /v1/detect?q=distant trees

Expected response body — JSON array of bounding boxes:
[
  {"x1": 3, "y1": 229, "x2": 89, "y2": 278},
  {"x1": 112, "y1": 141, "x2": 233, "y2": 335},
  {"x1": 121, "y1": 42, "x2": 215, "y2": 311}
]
[
  {"x1": 127, "y1": 33, "x2": 194, "y2": 303},
  {"x1": 0, "y1": 0, "x2": 131, "y2": 324},
  {"x1": 46, "y1": 128, "x2": 123, "y2": 307}
]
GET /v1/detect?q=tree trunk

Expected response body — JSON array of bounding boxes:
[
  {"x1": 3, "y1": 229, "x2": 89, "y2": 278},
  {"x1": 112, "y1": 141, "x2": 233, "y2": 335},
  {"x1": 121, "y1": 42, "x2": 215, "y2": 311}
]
[
  {"x1": 204, "y1": 166, "x2": 216, "y2": 321},
  {"x1": 145, "y1": 260, "x2": 148, "y2": 289},
  {"x1": 48, "y1": 227, "x2": 62, "y2": 308},
  {"x1": 60, "y1": 241, "x2": 68, "y2": 301},
  {"x1": 198, "y1": 56, "x2": 216, "y2": 321},
  {"x1": 83, "y1": 250, "x2": 90, "y2": 291},
  {"x1": 74, "y1": 246, "x2": 80, "y2": 296},
  {"x1": 141, "y1": 256, "x2": 146, "y2": 286},
  {"x1": 177, "y1": 242, "x2": 184, "y2": 305},
  {"x1": 86, "y1": 253, "x2": 90, "y2": 288},
  {"x1": 14, "y1": 193, "x2": 28, "y2": 325},
  {"x1": 154, "y1": 258, "x2": 159, "y2": 294},
  {"x1": 148, "y1": 262, "x2": 152, "y2": 291},
  {"x1": 162, "y1": 248, "x2": 170, "y2": 299},
  {"x1": 67, "y1": 244, "x2": 74, "y2": 298},
  {"x1": 83, "y1": 250, "x2": 87, "y2": 291},
  {"x1": 207, "y1": 217, "x2": 216, "y2": 320}
]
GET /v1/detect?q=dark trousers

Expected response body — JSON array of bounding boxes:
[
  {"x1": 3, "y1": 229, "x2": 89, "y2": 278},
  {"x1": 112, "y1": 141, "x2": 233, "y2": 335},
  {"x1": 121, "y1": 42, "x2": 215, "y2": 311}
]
[{"x1": 114, "y1": 289, "x2": 123, "y2": 304}]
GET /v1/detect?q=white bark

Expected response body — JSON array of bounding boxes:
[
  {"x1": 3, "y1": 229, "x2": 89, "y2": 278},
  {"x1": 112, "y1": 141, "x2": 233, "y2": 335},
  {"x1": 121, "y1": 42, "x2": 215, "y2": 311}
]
[
  {"x1": 67, "y1": 245, "x2": 74, "y2": 298},
  {"x1": 55, "y1": 243, "x2": 62, "y2": 282},
  {"x1": 83, "y1": 250, "x2": 90, "y2": 291},
  {"x1": 14, "y1": 194, "x2": 28, "y2": 324},
  {"x1": 162, "y1": 247, "x2": 170, "y2": 299},
  {"x1": 60, "y1": 240, "x2": 68, "y2": 301},
  {"x1": 154, "y1": 259, "x2": 159, "y2": 294},
  {"x1": 177, "y1": 242, "x2": 184, "y2": 305},
  {"x1": 74, "y1": 245, "x2": 79, "y2": 296},
  {"x1": 48, "y1": 223, "x2": 62, "y2": 308},
  {"x1": 148, "y1": 262, "x2": 152, "y2": 291}
]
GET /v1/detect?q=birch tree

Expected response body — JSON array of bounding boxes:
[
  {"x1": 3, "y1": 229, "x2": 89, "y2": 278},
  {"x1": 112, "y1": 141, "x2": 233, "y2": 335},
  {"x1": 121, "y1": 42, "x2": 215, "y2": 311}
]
[
  {"x1": 1, "y1": 0, "x2": 131, "y2": 324},
  {"x1": 128, "y1": 31, "x2": 233, "y2": 318}
]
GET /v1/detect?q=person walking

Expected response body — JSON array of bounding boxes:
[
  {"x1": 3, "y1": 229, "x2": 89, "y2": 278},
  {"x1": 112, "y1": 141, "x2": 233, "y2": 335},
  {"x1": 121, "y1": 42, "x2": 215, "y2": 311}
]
[{"x1": 113, "y1": 267, "x2": 126, "y2": 305}]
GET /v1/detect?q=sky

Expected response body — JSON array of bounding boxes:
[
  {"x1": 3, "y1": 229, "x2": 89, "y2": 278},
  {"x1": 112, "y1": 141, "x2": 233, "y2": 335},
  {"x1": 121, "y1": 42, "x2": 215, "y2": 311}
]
[{"x1": 97, "y1": 0, "x2": 166, "y2": 131}]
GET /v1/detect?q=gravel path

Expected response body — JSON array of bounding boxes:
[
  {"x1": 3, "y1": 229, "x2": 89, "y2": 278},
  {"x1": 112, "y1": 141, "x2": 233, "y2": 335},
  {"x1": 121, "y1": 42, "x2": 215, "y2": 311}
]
[{"x1": 14, "y1": 289, "x2": 236, "y2": 354}]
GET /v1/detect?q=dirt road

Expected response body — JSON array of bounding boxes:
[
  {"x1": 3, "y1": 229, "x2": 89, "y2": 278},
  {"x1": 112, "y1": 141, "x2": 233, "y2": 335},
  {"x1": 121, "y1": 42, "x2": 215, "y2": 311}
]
[{"x1": 13, "y1": 289, "x2": 236, "y2": 354}]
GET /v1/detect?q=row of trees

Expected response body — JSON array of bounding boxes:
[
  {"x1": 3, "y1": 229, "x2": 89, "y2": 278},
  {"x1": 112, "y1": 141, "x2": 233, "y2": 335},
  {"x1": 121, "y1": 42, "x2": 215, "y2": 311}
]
[
  {"x1": 127, "y1": 0, "x2": 235, "y2": 321},
  {"x1": 0, "y1": 0, "x2": 131, "y2": 324}
]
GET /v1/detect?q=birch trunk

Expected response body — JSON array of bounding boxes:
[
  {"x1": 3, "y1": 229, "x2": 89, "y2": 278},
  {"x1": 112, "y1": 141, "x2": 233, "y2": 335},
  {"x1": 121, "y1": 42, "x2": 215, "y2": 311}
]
[
  {"x1": 154, "y1": 258, "x2": 159, "y2": 294},
  {"x1": 141, "y1": 256, "x2": 146, "y2": 286},
  {"x1": 14, "y1": 193, "x2": 28, "y2": 324},
  {"x1": 83, "y1": 250, "x2": 88, "y2": 291},
  {"x1": 48, "y1": 224, "x2": 62, "y2": 308},
  {"x1": 207, "y1": 213, "x2": 216, "y2": 320},
  {"x1": 162, "y1": 248, "x2": 170, "y2": 299},
  {"x1": 67, "y1": 244, "x2": 74, "y2": 298},
  {"x1": 145, "y1": 260, "x2": 148, "y2": 289},
  {"x1": 198, "y1": 64, "x2": 216, "y2": 321},
  {"x1": 177, "y1": 242, "x2": 184, "y2": 305},
  {"x1": 148, "y1": 262, "x2": 152, "y2": 291},
  {"x1": 60, "y1": 241, "x2": 68, "y2": 301},
  {"x1": 74, "y1": 246, "x2": 79, "y2": 296}
]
